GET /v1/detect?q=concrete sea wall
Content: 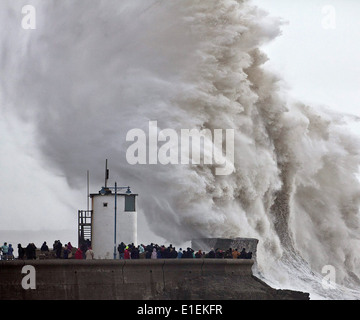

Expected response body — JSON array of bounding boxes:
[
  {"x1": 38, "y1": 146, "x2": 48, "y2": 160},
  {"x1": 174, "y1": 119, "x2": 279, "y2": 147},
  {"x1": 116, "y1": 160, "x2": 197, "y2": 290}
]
[{"x1": 0, "y1": 259, "x2": 309, "y2": 300}]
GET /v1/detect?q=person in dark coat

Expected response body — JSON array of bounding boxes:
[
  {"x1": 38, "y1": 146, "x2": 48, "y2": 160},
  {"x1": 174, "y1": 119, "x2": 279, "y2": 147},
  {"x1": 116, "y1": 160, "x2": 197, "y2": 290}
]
[
  {"x1": 41, "y1": 242, "x2": 49, "y2": 252},
  {"x1": 31, "y1": 243, "x2": 37, "y2": 259},
  {"x1": 207, "y1": 248, "x2": 215, "y2": 259},
  {"x1": 25, "y1": 243, "x2": 36, "y2": 260},
  {"x1": 215, "y1": 249, "x2": 224, "y2": 259},
  {"x1": 170, "y1": 247, "x2": 177, "y2": 259},
  {"x1": 55, "y1": 240, "x2": 63, "y2": 259},
  {"x1": 67, "y1": 242, "x2": 73, "y2": 251},
  {"x1": 239, "y1": 248, "x2": 247, "y2": 259},
  {"x1": 131, "y1": 246, "x2": 139, "y2": 259},
  {"x1": 118, "y1": 242, "x2": 125, "y2": 259},
  {"x1": 25, "y1": 243, "x2": 32, "y2": 260},
  {"x1": 17, "y1": 244, "x2": 25, "y2": 260},
  {"x1": 195, "y1": 250, "x2": 202, "y2": 258},
  {"x1": 80, "y1": 243, "x2": 88, "y2": 259},
  {"x1": 63, "y1": 244, "x2": 69, "y2": 259}
]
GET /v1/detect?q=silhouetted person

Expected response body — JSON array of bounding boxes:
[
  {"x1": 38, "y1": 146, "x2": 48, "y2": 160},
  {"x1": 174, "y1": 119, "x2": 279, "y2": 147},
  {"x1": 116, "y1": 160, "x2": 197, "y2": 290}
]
[
  {"x1": 80, "y1": 242, "x2": 88, "y2": 259},
  {"x1": 207, "y1": 248, "x2": 215, "y2": 259},
  {"x1": 18, "y1": 244, "x2": 25, "y2": 260},
  {"x1": 131, "y1": 246, "x2": 139, "y2": 259},
  {"x1": 55, "y1": 240, "x2": 62, "y2": 259},
  {"x1": 7, "y1": 244, "x2": 14, "y2": 260},
  {"x1": 118, "y1": 242, "x2": 125, "y2": 259},
  {"x1": 25, "y1": 243, "x2": 36, "y2": 260},
  {"x1": 63, "y1": 244, "x2": 69, "y2": 259},
  {"x1": 239, "y1": 248, "x2": 247, "y2": 259},
  {"x1": 41, "y1": 241, "x2": 49, "y2": 252}
]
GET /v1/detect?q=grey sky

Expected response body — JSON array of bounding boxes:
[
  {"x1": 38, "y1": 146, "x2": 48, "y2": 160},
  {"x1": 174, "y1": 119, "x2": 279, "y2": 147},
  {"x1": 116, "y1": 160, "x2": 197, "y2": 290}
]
[{"x1": 253, "y1": 0, "x2": 360, "y2": 118}]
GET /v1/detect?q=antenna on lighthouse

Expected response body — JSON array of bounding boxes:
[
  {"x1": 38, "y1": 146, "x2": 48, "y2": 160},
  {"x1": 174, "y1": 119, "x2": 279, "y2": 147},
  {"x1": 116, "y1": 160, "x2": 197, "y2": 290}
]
[
  {"x1": 87, "y1": 170, "x2": 90, "y2": 212},
  {"x1": 105, "y1": 159, "x2": 109, "y2": 188}
]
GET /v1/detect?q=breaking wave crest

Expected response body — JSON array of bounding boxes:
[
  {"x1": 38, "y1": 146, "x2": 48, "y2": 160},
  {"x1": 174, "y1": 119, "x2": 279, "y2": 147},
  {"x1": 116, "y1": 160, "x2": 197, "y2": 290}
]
[{"x1": 2, "y1": 0, "x2": 360, "y2": 299}]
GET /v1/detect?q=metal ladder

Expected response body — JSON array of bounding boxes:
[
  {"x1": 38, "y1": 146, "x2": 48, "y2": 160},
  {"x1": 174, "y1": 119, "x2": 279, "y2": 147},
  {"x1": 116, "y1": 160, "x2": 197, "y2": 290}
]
[{"x1": 78, "y1": 210, "x2": 92, "y2": 246}]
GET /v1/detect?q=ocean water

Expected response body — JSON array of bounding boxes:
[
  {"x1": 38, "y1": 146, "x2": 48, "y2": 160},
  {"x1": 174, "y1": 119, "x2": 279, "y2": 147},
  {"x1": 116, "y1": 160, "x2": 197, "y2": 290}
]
[{"x1": 1, "y1": 0, "x2": 360, "y2": 299}]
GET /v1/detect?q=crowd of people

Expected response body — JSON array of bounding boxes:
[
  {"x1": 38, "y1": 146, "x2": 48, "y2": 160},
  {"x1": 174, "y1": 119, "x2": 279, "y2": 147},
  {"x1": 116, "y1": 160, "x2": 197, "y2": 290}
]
[
  {"x1": 38, "y1": 240, "x2": 94, "y2": 260},
  {"x1": 117, "y1": 242, "x2": 253, "y2": 260},
  {"x1": 0, "y1": 242, "x2": 15, "y2": 260},
  {"x1": 0, "y1": 242, "x2": 39, "y2": 261},
  {"x1": 0, "y1": 240, "x2": 91, "y2": 260},
  {"x1": 1, "y1": 240, "x2": 253, "y2": 261}
]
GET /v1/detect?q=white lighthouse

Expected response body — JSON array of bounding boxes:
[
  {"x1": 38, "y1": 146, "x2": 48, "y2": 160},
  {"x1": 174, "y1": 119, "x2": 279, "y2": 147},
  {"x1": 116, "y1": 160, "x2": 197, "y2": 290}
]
[
  {"x1": 78, "y1": 162, "x2": 138, "y2": 259},
  {"x1": 91, "y1": 186, "x2": 137, "y2": 259}
]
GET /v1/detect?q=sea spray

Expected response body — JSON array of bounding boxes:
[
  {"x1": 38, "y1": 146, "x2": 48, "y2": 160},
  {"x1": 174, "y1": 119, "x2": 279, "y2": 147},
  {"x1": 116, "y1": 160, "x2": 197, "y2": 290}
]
[{"x1": 1, "y1": 0, "x2": 360, "y2": 298}]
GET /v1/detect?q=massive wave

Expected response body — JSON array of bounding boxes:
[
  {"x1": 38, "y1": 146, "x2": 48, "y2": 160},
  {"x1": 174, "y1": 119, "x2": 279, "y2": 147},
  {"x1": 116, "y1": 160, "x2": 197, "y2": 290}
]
[{"x1": 2, "y1": 0, "x2": 360, "y2": 299}]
